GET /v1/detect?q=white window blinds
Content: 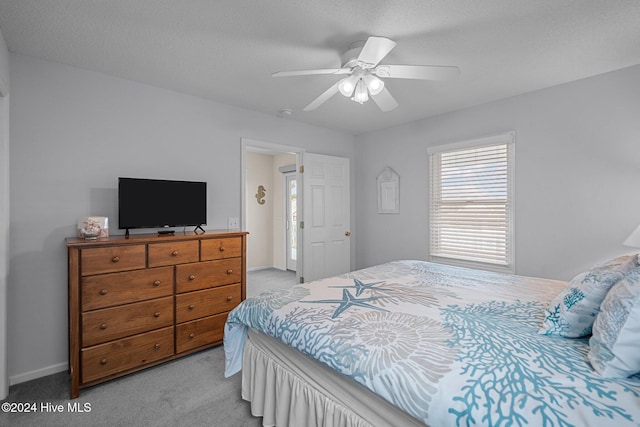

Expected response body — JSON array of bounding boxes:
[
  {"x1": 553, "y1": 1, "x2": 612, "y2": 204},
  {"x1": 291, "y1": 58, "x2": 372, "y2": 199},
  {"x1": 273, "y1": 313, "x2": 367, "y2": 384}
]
[{"x1": 429, "y1": 132, "x2": 515, "y2": 272}]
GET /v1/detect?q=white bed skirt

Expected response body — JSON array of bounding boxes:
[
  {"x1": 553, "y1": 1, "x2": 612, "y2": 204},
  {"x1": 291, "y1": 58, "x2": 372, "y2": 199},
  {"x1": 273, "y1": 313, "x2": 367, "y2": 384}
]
[{"x1": 241, "y1": 328, "x2": 426, "y2": 427}]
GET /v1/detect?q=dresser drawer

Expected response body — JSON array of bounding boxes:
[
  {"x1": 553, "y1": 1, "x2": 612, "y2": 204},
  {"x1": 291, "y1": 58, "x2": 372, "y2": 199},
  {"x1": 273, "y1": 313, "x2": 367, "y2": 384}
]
[
  {"x1": 82, "y1": 266, "x2": 174, "y2": 311},
  {"x1": 81, "y1": 327, "x2": 174, "y2": 383},
  {"x1": 175, "y1": 284, "x2": 241, "y2": 323},
  {"x1": 82, "y1": 297, "x2": 174, "y2": 347},
  {"x1": 201, "y1": 237, "x2": 242, "y2": 261},
  {"x1": 148, "y1": 240, "x2": 199, "y2": 267},
  {"x1": 80, "y1": 245, "x2": 146, "y2": 276},
  {"x1": 175, "y1": 313, "x2": 228, "y2": 353},
  {"x1": 175, "y1": 258, "x2": 241, "y2": 293}
]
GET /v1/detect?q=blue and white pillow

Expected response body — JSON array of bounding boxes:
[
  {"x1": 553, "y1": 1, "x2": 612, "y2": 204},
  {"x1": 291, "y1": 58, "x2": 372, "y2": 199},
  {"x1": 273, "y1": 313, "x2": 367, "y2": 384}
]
[
  {"x1": 539, "y1": 255, "x2": 638, "y2": 337},
  {"x1": 588, "y1": 267, "x2": 640, "y2": 378}
]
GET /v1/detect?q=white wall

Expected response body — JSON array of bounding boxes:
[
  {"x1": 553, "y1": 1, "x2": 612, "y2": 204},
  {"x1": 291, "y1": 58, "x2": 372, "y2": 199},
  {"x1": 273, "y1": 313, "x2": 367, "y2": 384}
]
[
  {"x1": 8, "y1": 53, "x2": 355, "y2": 383},
  {"x1": 355, "y1": 65, "x2": 640, "y2": 281},
  {"x1": 0, "y1": 27, "x2": 11, "y2": 399},
  {"x1": 246, "y1": 152, "x2": 274, "y2": 269}
]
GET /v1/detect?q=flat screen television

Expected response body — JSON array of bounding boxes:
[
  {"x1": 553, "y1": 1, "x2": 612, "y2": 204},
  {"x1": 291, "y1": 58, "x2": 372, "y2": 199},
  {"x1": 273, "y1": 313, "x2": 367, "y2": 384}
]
[{"x1": 118, "y1": 177, "x2": 207, "y2": 234}]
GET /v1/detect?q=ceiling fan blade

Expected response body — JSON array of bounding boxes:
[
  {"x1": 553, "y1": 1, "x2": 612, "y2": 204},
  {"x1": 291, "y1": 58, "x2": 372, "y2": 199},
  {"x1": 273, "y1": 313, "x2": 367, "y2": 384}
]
[
  {"x1": 374, "y1": 64, "x2": 460, "y2": 80},
  {"x1": 371, "y1": 87, "x2": 399, "y2": 112},
  {"x1": 357, "y1": 36, "x2": 397, "y2": 67},
  {"x1": 273, "y1": 68, "x2": 351, "y2": 77},
  {"x1": 303, "y1": 82, "x2": 340, "y2": 111}
]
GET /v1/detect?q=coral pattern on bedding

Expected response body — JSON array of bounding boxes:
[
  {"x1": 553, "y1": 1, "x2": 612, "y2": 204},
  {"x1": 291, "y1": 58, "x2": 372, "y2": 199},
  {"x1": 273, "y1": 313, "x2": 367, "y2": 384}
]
[
  {"x1": 224, "y1": 260, "x2": 640, "y2": 426},
  {"x1": 539, "y1": 254, "x2": 638, "y2": 338}
]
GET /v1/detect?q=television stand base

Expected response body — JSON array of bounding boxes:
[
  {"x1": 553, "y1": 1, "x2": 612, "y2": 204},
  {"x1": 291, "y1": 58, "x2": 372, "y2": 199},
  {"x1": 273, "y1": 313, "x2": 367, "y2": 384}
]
[{"x1": 157, "y1": 229, "x2": 175, "y2": 235}]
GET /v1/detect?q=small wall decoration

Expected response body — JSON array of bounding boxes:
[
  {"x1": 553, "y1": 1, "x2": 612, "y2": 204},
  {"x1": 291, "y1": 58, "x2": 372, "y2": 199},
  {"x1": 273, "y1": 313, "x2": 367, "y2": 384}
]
[
  {"x1": 255, "y1": 185, "x2": 266, "y2": 205},
  {"x1": 77, "y1": 216, "x2": 109, "y2": 239},
  {"x1": 377, "y1": 167, "x2": 400, "y2": 214}
]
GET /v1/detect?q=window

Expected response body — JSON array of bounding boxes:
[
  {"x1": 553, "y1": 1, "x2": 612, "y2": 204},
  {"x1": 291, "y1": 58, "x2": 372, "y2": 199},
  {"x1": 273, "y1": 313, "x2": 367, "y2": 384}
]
[{"x1": 428, "y1": 132, "x2": 515, "y2": 272}]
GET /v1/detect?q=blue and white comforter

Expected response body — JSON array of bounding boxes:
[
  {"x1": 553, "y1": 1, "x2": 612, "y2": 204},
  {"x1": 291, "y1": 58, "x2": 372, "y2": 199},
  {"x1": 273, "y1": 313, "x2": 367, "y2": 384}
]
[{"x1": 224, "y1": 260, "x2": 640, "y2": 426}]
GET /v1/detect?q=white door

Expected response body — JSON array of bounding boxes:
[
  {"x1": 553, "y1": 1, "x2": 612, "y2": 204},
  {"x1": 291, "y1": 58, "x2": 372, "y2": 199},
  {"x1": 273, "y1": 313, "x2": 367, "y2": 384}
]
[
  {"x1": 300, "y1": 153, "x2": 351, "y2": 282},
  {"x1": 285, "y1": 173, "x2": 297, "y2": 272}
]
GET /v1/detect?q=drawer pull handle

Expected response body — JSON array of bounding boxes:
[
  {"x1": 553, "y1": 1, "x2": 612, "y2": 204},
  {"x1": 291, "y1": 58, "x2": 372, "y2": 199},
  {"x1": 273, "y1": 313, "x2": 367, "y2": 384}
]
[
  {"x1": 189, "y1": 333, "x2": 195, "y2": 339},
  {"x1": 188, "y1": 275, "x2": 196, "y2": 281},
  {"x1": 188, "y1": 304, "x2": 195, "y2": 310},
  {"x1": 219, "y1": 247, "x2": 225, "y2": 252},
  {"x1": 226, "y1": 269, "x2": 233, "y2": 275},
  {"x1": 153, "y1": 312, "x2": 160, "y2": 318},
  {"x1": 99, "y1": 289, "x2": 108, "y2": 295},
  {"x1": 172, "y1": 251, "x2": 179, "y2": 256},
  {"x1": 226, "y1": 296, "x2": 233, "y2": 302},
  {"x1": 100, "y1": 323, "x2": 107, "y2": 330},
  {"x1": 112, "y1": 256, "x2": 120, "y2": 263},
  {"x1": 100, "y1": 358, "x2": 107, "y2": 365},
  {"x1": 154, "y1": 344, "x2": 161, "y2": 350},
  {"x1": 153, "y1": 280, "x2": 161, "y2": 287}
]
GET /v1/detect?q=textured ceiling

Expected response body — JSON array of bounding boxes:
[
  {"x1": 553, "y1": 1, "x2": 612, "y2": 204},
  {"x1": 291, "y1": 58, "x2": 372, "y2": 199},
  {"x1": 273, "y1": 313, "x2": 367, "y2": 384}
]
[{"x1": 1, "y1": 0, "x2": 639, "y2": 134}]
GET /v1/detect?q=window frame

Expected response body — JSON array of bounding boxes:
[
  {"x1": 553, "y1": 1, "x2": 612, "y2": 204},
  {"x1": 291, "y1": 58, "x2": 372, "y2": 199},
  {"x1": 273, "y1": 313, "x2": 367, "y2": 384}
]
[{"x1": 427, "y1": 131, "x2": 516, "y2": 273}]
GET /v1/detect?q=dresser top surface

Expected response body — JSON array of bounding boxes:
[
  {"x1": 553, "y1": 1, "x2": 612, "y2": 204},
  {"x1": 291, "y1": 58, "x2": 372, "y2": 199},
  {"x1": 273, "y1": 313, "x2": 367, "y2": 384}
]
[{"x1": 66, "y1": 229, "x2": 248, "y2": 248}]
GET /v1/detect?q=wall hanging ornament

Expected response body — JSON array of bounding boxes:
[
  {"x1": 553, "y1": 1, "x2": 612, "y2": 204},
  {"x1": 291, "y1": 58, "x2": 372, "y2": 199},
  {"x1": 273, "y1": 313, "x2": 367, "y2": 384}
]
[
  {"x1": 377, "y1": 167, "x2": 400, "y2": 214},
  {"x1": 256, "y1": 185, "x2": 266, "y2": 205}
]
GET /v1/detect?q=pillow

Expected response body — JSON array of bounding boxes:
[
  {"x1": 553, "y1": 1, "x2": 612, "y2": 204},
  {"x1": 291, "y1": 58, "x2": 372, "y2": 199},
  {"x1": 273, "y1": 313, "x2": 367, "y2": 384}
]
[
  {"x1": 538, "y1": 254, "x2": 638, "y2": 337},
  {"x1": 588, "y1": 267, "x2": 640, "y2": 378}
]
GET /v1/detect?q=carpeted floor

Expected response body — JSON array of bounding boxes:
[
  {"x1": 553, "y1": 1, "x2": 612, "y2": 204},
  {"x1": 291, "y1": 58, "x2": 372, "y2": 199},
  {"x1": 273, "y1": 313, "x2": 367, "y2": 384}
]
[
  {"x1": 0, "y1": 344, "x2": 261, "y2": 426},
  {"x1": 246, "y1": 268, "x2": 297, "y2": 298},
  {"x1": 0, "y1": 269, "x2": 298, "y2": 427}
]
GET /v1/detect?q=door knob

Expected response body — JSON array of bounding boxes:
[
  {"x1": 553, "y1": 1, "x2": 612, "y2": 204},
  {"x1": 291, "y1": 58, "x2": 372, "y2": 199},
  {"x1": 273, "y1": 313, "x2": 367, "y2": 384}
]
[{"x1": 345, "y1": 231, "x2": 351, "y2": 236}]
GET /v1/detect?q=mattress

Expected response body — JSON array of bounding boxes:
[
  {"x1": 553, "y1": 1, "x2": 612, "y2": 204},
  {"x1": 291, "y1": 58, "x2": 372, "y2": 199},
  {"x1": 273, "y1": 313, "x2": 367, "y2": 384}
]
[{"x1": 225, "y1": 260, "x2": 640, "y2": 426}]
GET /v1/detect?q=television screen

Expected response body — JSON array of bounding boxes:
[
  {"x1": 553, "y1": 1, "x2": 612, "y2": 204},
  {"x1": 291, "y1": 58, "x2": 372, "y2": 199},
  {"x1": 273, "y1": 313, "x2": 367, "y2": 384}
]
[{"x1": 118, "y1": 177, "x2": 207, "y2": 230}]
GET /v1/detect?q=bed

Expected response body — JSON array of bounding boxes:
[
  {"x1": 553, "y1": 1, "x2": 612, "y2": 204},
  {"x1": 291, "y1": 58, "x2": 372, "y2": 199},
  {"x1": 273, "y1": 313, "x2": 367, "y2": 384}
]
[{"x1": 224, "y1": 260, "x2": 640, "y2": 426}]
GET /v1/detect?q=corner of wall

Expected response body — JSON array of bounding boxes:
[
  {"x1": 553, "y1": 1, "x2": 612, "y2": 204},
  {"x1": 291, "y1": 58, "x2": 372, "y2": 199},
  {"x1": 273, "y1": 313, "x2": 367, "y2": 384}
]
[{"x1": 0, "y1": 26, "x2": 10, "y2": 399}]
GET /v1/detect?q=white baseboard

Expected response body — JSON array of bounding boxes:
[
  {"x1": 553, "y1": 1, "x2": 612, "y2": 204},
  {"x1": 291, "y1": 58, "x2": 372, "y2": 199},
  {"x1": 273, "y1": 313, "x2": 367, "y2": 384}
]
[
  {"x1": 247, "y1": 265, "x2": 288, "y2": 272},
  {"x1": 10, "y1": 362, "x2": 68, "y2": 386},
  {"x1": 247, "y1": 265, "x2": 272, "y2": 272}
]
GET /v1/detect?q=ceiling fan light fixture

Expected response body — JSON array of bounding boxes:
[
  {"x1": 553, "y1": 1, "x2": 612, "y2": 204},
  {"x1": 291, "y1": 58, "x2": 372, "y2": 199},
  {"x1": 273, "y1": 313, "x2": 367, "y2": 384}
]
[
  {"x1": 276, "y1": 36, "x2": 458, "y2": 112},
  {"x1": 338, "y1": 76, "x2": 357, "y2": 97},
  {"x1": 364, "y1": 74, "x2": 384, "y2": 96},
  {"x1": 352, "y1": 79, "x2": 369, "y2": 104}
]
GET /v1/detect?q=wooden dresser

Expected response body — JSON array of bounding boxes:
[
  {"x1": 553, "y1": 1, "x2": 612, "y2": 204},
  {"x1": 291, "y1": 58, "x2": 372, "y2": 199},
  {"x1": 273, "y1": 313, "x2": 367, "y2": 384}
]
[{"x1": 66, "y1": 230, "x2": 248, "y2": 398}]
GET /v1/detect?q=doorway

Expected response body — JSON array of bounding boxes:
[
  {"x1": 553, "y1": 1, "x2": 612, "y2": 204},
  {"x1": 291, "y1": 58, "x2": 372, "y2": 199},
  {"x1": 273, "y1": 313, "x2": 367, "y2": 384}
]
[
  {"x1": 241, "y1": 138, "x2": 303, "y2": 284},
  {"x1": 241, "y1": 138, "x2": 351, "y2": 285}
]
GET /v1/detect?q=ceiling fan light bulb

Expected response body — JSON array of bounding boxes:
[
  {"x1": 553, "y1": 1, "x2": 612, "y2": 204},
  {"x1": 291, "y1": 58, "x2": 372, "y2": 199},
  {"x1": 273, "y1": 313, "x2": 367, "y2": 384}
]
[
  {"x1": 352, "y1": 79, "x2": 369, "y2": 104},
  {"x1": 338, "y1": 76, "x2": 356, "y2": 97},
  {"x1": 365, "y1": 75, "x2": 384, "y2": 95}
]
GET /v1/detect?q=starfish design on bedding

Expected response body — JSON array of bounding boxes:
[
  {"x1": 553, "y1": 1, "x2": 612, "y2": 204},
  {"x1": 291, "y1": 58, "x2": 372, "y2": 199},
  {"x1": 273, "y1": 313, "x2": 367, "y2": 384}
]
[
  {"x1": 331, "y1": 278, "x2": 390, "y2": 296},
  {"x1": 304, "y1": 288, "x2": 389, "y2": 318}
]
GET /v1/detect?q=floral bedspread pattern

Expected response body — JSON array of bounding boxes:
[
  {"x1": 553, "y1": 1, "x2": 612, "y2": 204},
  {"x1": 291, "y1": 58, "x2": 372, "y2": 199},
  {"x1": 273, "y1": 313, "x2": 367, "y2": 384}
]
[{"x1": 224, "y1": 260, "x2": 640, "y2": 426}]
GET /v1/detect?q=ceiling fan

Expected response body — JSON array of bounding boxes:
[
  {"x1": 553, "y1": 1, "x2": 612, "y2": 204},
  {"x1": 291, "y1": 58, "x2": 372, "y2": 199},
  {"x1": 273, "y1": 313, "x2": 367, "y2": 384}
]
[{"x1": 273, "y1": 36, "x2": 460, "y2": 112}]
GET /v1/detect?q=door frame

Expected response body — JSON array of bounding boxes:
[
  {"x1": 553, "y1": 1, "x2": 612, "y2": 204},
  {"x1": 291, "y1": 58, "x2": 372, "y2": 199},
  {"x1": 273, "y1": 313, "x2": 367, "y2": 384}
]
[{"x1": 241, "y1": 138, "x2": 305, "y2": 284}]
